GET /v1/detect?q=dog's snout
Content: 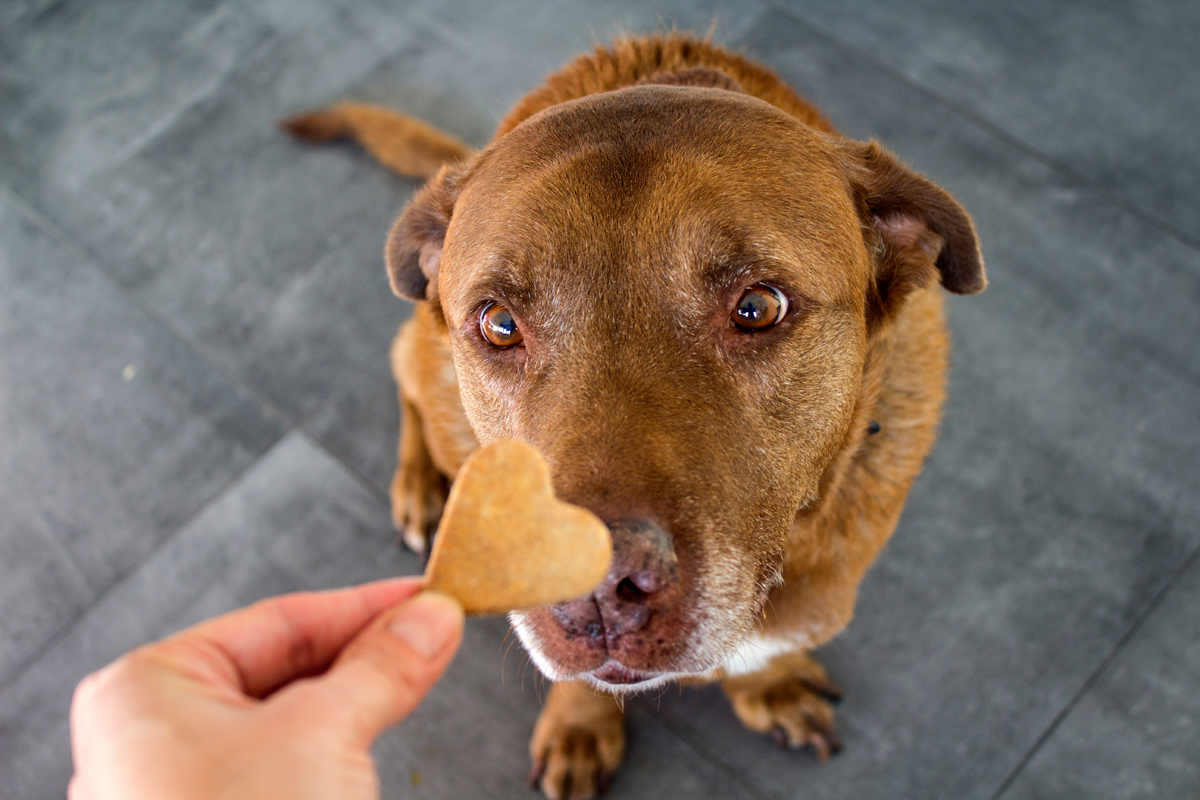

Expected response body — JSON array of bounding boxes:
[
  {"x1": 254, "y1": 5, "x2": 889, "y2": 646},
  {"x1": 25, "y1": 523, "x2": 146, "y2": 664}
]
[
  {"x1": 551, "y1": 519, "x2": 680, "y2": 641},
  {"x1": 606, "y1": 518, "x2": 676, "y2": 587}
]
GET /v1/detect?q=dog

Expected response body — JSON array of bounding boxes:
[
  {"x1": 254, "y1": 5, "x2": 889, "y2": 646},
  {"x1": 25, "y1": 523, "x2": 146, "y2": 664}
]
[{"x1": 283, "y1": 34, "x2": 985, "y2": 800}]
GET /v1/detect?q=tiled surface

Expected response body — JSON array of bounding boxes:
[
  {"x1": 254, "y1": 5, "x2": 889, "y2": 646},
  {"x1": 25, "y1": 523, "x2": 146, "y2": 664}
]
[
  {"x1": 0, "y1": 0, "x2": 426, "y2": 418},
  {"x1": 783, "y1": 0, "x2": 1200, "y2": 245},
  {"x1": 999, "y1": 553, "x2": 1200, "y2": 800},
  {"x1": 0, "y1": 187, "x2": 285, "y2": 687},
  {"x1": 2, "y1": 2, "x2": 1198, "y2": 799}
]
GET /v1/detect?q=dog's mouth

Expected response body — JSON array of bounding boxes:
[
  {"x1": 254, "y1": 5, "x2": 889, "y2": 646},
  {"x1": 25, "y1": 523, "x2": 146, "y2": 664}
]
[
  {"x1": 509, "y1": 565, "x2": 779, "y2": 694},
  {"x1": 588, "y1": 660, "x2": 659, "y2": 687}
]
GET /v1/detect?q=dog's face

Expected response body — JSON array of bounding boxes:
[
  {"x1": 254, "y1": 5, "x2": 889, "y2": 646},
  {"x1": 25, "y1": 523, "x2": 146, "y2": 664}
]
[{"x1": 388, "y1": 86, "x2": 983, "y2": 692}]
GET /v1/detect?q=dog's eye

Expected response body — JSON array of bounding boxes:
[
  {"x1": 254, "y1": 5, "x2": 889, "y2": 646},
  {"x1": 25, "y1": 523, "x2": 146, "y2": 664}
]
[
  {"x1": 479, "y1": 302, "x2": 524, "y2": 348},
  {"x1": 732, "y1": 283, "x2": 789, "y2": 331}
]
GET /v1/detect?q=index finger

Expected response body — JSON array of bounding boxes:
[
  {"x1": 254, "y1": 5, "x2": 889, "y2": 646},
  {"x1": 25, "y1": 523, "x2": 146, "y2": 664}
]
[{"x1": 161, "y1": 577, "x2": 426, "y2": 698}]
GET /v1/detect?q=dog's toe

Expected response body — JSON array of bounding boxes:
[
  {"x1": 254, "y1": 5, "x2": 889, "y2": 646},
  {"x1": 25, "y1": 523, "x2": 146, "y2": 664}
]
[
  {"x1": 389, "y1": 466, "x2": 446, "y2": 555},
  {"x1": 530, "y1": 689, "x2": 625, "y2": 800},
  {"x1": 391, "y1": 505, "x2": 431, "y2": 556},
  {"x1": 533, "y1": 726, "x2": 618, "y2": 800},
  {"x1": 396, "y1": 518, "x2": 430, "y2": 556},
  {"x1": 723, "y1": 651, "x2": 844, "y2": 762}
]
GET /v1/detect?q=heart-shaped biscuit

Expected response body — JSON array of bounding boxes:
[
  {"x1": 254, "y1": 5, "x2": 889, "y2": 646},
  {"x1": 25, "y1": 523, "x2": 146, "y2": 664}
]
[{"x1": 423, "y1": 439, "x2": 612, "y2": 615}]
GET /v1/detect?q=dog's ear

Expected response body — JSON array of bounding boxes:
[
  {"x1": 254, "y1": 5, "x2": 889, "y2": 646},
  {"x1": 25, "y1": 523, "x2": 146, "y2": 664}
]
[
  {"x1": 385, "y1": 162, "x2": 468, "y2": 300},
  {"x1": 836, "y1": 139, "x2": 986, "y2": 329}
]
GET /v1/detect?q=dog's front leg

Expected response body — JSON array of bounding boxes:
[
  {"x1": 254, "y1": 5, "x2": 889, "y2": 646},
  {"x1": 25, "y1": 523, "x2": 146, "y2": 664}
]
[
  {"x1": 530, "y1": 680, "x2": 626, "y2": 800},
  {"x1": 390, "y1": 390, "x2": 448, "y2": 554},
  {"x1": 722, "y1": 651, "x2": 844, "y2": 761}
]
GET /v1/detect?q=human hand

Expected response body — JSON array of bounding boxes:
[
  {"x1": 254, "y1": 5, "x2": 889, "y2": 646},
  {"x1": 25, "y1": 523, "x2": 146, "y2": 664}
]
[{"x1": 68, "y1": 578, "x2": 464, "y2": 800}]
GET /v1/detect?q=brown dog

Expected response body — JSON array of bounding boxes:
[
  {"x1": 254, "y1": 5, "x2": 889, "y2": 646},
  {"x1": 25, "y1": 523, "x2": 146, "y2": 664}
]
[{"x1": 284, "y1": 34, "x2": 985, "y2": 800}]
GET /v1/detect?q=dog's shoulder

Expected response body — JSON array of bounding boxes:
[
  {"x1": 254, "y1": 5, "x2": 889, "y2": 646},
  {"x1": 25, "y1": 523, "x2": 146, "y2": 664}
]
[{"x1": 495, "y1": 35, "x2": 837, "y2": 138}]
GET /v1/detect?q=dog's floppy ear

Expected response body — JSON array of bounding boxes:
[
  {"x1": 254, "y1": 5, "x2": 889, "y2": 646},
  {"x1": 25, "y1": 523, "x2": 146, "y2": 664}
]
[
  {"x1": 385, "y1": 161, "x2": 468, "y2": 300},
  {"x1": 836, "y1": 139, "x2": 986, "y2": 329}
]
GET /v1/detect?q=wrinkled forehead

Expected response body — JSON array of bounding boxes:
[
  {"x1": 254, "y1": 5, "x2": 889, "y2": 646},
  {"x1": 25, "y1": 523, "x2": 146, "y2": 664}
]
[{"x1": 439, "y1": 86, "x2": 869, "y2": 322}]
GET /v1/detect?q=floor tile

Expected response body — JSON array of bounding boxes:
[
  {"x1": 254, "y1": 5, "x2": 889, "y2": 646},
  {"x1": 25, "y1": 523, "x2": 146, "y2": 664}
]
[
  {"x1": 998, "y1": 553, "x2": 1200, "y2": 800},
  {"x1": 0, "y1": 0, "x2": 432, "y2": 418},
  {"x1": 775, "y1": 0, "x2": 1200, "y2": 244},
  {"x1": 0, "y1": 0, "x2": 227, "y2": 188},
  {"x1": 0, "y1": 189, "x2": 284, "y2": 687},
  {"x1": 657, "y1": 399, "x2": 1194, "y2": 800}
]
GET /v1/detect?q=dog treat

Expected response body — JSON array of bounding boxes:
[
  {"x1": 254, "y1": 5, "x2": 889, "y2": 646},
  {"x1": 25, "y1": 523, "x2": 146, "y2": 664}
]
[{"x1": 423, "y1": 439, "x2": 612, "y2": 615}]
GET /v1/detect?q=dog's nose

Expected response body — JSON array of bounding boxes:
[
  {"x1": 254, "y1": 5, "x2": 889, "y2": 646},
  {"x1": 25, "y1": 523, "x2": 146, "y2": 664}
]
[{"x1": 551, "y1": 519, "x2": 679, "y2": 639}]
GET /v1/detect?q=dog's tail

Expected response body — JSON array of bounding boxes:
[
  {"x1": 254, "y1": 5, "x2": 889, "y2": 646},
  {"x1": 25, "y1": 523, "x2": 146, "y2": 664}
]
[{"x1": 279, "y1": 102, "x2": 470, "y2": 180}]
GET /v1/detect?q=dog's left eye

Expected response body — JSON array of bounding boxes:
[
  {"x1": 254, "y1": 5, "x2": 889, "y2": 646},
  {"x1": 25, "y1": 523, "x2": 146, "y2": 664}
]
[
  {"x1": 479, "y1": 302, "x2": 524, "y2": 348},
  {"x1": 732, "y1": 283, "x2": 789, "y2": 331}
]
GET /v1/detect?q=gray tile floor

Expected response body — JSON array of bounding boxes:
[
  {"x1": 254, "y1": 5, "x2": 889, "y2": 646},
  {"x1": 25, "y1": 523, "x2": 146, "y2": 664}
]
[{"x1": 2, "y1": 1, "x2": 1197, "y2": 798}]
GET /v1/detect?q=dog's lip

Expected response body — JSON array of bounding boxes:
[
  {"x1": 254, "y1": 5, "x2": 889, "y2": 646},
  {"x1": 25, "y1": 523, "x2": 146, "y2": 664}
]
[{"x1": 589, "y1": 660, "x2": 659, "y2": 686}]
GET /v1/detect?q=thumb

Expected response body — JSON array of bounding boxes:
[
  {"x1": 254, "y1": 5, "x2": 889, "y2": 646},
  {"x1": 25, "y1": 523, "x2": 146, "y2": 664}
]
[{"x1": 289, "y1": 591, "x2": 464, "y2": 744}]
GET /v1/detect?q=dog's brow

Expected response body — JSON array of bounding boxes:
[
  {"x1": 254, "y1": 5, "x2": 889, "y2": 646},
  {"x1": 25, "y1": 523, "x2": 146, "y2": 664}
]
[
  {"x1": 670, "y1": 215, "x2": 768, "y2": 283},
  {"x1": 693, "y1": 232, "x2": 784, "y2": 294},
  {"x1": 466, "y1": 259, "x2": 535, "y2": 306},
  {"x1": 700, "y1": 259, "x2": 759, "y2": 293}
]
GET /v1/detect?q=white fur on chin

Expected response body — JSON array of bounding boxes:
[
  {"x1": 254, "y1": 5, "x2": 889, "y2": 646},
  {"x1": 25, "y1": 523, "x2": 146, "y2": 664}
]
[{"x1": 510, "y1": 609, "x2": 805, "y2": 695}]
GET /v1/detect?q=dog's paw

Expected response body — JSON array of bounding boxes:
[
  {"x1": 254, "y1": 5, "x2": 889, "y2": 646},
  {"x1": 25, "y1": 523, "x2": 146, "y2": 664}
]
[
  {"x1": 530, "y1": 725, "x2": 623, "y2": 800},
  {"x1": 530, "y1": 682, "x2": 626, "y2": 800},
  {"x1": 389, "y1": 461, "x2": 447, "y2": 555},
  {"x1": 722, "y1": 651, "x2": 844, "y2": 761}
]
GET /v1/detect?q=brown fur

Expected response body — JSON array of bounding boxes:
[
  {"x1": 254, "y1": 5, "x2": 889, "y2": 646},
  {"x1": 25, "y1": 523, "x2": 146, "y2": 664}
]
[{"x1": 284, "y1": 33, "x2": 983, "y2": 800}]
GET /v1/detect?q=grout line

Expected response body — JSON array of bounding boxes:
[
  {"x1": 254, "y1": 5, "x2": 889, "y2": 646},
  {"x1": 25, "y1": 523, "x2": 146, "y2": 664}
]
[
  {"x1": 294, "y1": 337, "x2": 393, "y2": 434},
  {"x1": 767, "y1": 3, "x2": 1200, "y2": 259},
  {"x1": 295, "y1": 427, "x2": 392, "y2": 506},
  {"x1": 294, "y1": 337, "x2": 398, "y2": 502},
  {"x1": 0, "y1": 432, "x2": 300, "y2": 697},
  {"x1": 987, "y1": 540, "x2": 1200, "y2": 799}
]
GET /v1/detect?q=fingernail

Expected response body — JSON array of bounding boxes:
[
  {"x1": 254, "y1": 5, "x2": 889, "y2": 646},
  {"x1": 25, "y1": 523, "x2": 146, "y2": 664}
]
[{"x1": 388, "y1": 592, "x2": 463, "y2": 658}]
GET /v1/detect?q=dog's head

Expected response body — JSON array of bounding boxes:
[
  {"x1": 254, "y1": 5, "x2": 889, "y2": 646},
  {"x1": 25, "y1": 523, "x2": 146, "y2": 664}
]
[{"x1": 387, "y1": 84, "x2": 983, "y2": 692}]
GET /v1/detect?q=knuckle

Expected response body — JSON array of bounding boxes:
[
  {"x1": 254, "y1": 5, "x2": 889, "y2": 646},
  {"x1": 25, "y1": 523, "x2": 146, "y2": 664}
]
[{"x1": 73, "y1": 656, "x2": 134, "y2": 706}]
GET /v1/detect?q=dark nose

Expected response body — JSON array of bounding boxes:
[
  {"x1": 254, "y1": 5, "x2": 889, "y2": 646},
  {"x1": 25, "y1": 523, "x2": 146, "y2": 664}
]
[{"x1": 551, "y1": 520, "x2": 679, "y2": 639}]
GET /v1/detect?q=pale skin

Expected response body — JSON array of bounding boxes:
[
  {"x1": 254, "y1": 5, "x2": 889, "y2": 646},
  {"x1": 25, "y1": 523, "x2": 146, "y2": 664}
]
[{"x1": 68, "y1": 578, "x2": 464, "y2": 800}]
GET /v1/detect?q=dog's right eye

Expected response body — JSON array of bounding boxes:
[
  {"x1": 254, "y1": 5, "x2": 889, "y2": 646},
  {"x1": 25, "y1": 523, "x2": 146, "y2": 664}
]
[
  {"x1": 732, "y1": 283, "x2": 789, "y2": 332},
  {"x1": 479, "y1": 302, "x2": 524, "y2": 348}
]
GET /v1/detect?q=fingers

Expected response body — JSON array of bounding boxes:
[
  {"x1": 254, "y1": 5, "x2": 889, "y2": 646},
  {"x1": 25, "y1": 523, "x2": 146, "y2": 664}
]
[
  {"x1": 161, "y1": 577, "x2": 427, "y2": 697},
  {"x1": 285, "y1": 591, "x2": 463, "y2": 744},
  {"x1": 68, "y1": 582, "x2": 458, "y2": 800}
]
